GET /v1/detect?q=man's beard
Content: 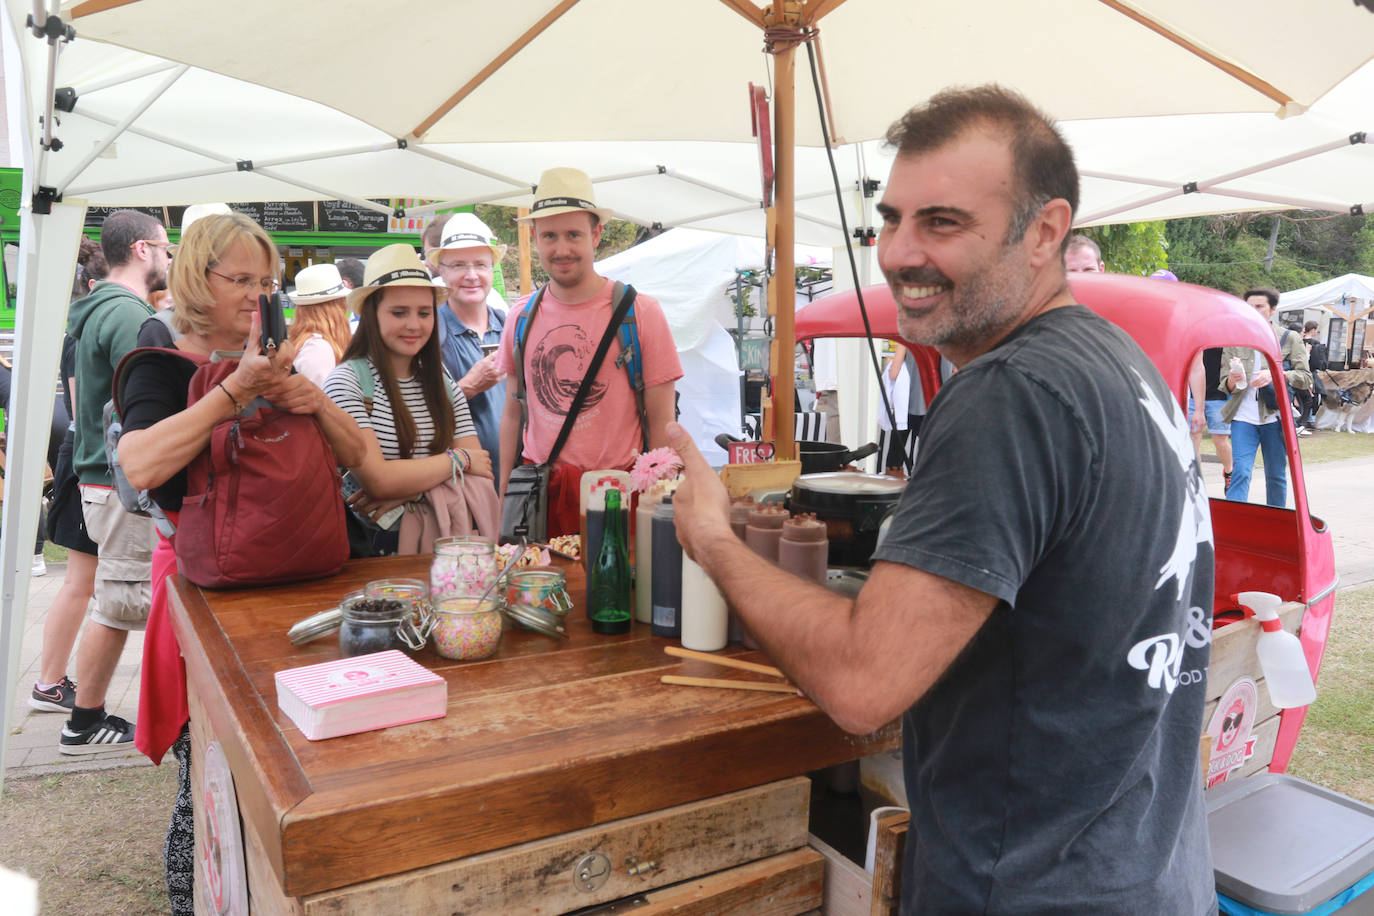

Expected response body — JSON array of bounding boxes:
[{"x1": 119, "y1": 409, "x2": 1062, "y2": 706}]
[
  {"x1": 146, "y1": 265, "x2": 168, "y2": 294},
  {"x1": 889, "y1": 245, "x2": 1032, "y2": 354}
]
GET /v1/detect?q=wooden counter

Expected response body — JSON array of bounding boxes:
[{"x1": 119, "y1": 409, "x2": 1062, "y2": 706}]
[{"x1": 169, "y1": 555, "x2": 897, "y2": 909}]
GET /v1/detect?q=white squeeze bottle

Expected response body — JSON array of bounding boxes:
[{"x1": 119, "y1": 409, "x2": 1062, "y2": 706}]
[
  {"x1": 1230, "y1": 357, "x2": 1248, "y2": 390},
  {"x1": 1236, "y1": 591, "x2": 1316, "y2": 708},
  {"x1": 680, "y1": 556, "x2": 728, "y2": 651}
]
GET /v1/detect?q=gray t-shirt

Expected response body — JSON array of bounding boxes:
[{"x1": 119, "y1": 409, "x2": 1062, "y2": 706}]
[{"x1": 872, "y1": 306, "x2": 1216, "y2": 915}]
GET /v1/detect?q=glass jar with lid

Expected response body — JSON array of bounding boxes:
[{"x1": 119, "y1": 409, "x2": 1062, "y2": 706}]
[
  {"x1": 431, "y1": 597, "x2": 504, "y2": 660},
  {"x1": 506, "y1": 568, "x2": 573, "y2": 620},
  {"x1": 364, "y1": 577, "x2": 435, "y2": 644},
  {"x1": 430, "y1": 536, "x2": 499, "y2": 603},
  {"x1": 339, "y1": 596, "x2": 423, "y2": 657}
]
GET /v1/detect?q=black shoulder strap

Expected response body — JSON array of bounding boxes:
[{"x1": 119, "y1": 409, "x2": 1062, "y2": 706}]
[{"x1": 544, "y1": 287, "x2": 639, "y2": 468}]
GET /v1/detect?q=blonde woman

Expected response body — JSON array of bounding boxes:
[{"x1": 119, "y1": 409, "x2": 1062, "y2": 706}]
[
  {"x1": 288, "y1": 262, "x2": 353, "y2": 386},
  {"x1": 117, "y1": 211, "x2": 365, "y2": 916}
]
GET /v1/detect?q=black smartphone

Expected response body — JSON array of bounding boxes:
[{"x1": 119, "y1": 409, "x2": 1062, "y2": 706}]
[
  {"x1": 258, "y1": 292, "x2": 288, "y2": 353},
  {"x1": 480, "y1": 342, "x2": 499, "y2": 358}
]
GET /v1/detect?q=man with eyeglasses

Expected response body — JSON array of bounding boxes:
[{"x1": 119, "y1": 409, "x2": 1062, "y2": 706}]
[
  {"x1": 61, "y1": 209, "x2": 171, "y2": 754},
  {"x1": 427, "y1": 212, "x2": 509, "y2": 471}
]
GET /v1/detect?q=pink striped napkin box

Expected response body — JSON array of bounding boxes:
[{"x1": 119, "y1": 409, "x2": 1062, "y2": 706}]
[{"x1": 275, "y1": 650, "x2": 447, "y2": 740}]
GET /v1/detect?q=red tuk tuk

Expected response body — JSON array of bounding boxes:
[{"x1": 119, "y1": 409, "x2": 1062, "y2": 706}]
[{"x1": 794, "y1": 272, "x2": 1338, "y2": 773}]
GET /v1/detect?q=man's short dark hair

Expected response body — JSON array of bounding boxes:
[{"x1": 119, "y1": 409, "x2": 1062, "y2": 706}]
[
  {"x1": 884, "y1": 85, "x2": 1079, "y2": 247},
  {"x1": 422, "y1": 218, "x2": 446, "y2": 249},
  {"x1": 336, "y1": 257, "x2": 364, "y2": 288},
  {"x1": 1243, "y1": 287, "x2": 1280, "y2": 309},
  {"x1": 100, "y1": 209, "x2": 164, "y2": 268},
  {"x1": 1304, "y1": 320, "x2": 1320, "y2": 334},
  {"x1": 1065, "y1": 234, "x2": 1102, "y2": 260}
]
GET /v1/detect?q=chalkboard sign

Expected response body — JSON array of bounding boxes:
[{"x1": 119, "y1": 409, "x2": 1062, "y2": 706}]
[
  {"x1": 317, "y1": 199, "x2": 391, "y2": 234},
  {"x1": 258, "y1": 201, "x2": 314, "y2": 233},
  {"x1": 84, "y1": 205, "x2": 165, "y2": 228}
]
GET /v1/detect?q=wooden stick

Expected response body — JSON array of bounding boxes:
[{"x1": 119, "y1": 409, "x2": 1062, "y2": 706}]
[
  {"x1": 661, "y1": 675, "x2": 798, "y2": 694},
  {"x1": 664, "y1": 645, "x2": 785, "y2": 679}
]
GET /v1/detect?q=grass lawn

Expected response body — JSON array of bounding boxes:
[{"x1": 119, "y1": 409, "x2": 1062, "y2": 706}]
[
  {"x1": 1199, "y1": 426, "x2": 1374, "y2": 466},
  {"x1": 1287, "y1": 584, "x2": 1374, "y2": 804}
]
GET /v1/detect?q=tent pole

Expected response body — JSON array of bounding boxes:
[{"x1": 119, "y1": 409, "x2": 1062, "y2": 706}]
[
  {"x1": 54, "y1": 64, "x2": 188, "y2": 197},
  {"x1": 518, "y1": 207, "x2": 532, "y2": 296},
  {"x1": 773, "y1": 42, "x2": 796, "y2": 462},
  {"x1": 74, "y1": 60, "x2": 181, "y2": 95},
  {"x1": 249, "y1": 167, "x2": 392, "y2": 216},
  {"x1": 406, "y1": 145, "x2": 530, "y2": 190}
]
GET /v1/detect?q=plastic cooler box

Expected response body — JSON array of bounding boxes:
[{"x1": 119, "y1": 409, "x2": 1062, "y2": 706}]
[{"x1": 1208, "y1": 773, "x2": 1374, "y2": 915}]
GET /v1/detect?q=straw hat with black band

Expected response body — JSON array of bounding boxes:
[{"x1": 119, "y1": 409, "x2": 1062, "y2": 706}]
[
  {"x1": 347, "y1": 243, "x2": 447, "y2": 315},
  {"x1": 424, "y1": 212, "x2": 507, "y2": 268},
  {"x1": 515, "y1": 167, "x2": 612, "y2": 224},
  {"x1": 290, "y1": 263, "x2": 349, "y2": 306}
]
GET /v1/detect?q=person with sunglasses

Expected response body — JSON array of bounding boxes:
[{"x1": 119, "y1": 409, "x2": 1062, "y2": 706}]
[{"x1": 63, "y1": 209, "x2": 172, "y2": 758}]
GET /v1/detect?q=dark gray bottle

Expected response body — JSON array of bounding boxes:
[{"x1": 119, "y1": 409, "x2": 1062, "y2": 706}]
[{"x1": 650, "y1": 499, "x2": 682, "y2": 638}]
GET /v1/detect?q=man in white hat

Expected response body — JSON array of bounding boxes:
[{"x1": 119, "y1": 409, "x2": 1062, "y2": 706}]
[
  {"x1": 427, "y1": 212, "x2": 509, "y2": 471},
  {"x1": 495, "y1": 167, "x2": 682, "y2": 535}
]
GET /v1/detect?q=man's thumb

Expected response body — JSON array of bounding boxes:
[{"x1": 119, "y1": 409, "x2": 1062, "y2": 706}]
[{"x1": 666, "y1": 422, "x2": 706, "y2": 470}]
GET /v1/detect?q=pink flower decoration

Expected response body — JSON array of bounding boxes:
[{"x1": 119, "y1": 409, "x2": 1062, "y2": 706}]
[{"x1": 631, "y1": 447, "x2": 684, "y2": 492}]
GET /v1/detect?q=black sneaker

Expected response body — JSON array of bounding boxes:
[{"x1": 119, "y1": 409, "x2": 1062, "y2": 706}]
[
  {"x1": 59, "y1": 713, "x2": 135, "y2": 755},
  {"x1": 29, "y1": 676, "x2": 77, "y2": 713}
]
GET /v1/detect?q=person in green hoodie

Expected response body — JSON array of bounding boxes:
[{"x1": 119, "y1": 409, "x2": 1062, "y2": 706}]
[{"x1": 62, "y1": 208, "x2": 170, "y2": 754}]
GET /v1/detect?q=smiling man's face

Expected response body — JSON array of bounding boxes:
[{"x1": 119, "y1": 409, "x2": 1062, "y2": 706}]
[{"x1": 877, "y1": 128, "x2": 1037, "y2": 358}]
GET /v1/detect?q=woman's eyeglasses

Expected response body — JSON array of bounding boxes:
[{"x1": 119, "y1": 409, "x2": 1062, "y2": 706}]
[{"x1": 207, "y1": 268, "x2": 280, "y2": 293}]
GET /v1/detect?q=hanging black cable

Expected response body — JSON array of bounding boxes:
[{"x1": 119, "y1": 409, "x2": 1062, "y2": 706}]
[{"x1": 802, "y1": 32, "x2": 910, "y2": 474}]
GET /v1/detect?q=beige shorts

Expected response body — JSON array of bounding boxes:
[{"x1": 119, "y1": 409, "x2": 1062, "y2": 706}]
[{"x1": 80, "y1": 485, "x2": 156, "y2": 631}]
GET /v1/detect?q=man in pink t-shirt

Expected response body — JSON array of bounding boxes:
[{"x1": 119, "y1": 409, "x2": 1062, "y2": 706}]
[{"x1": 496, "y1": 168, "x2": 682, "y2": 534}]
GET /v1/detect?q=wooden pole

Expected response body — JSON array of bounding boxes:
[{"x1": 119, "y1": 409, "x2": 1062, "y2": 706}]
[
  {"x1": 773, "y1": 45, "x2": 797, "y2": 462},
  {"x1": 517, "y1": 206, "x2": 533, "y2": 295}
]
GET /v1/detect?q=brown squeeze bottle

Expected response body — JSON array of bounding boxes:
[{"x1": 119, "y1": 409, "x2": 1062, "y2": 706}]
[
  {"x1": 778, "y1": 514, "x2": 829, "y2": 584},
  {"x1": 744, "y1": 505, "x2": 789, "y2": 563},
  {"x1": 728, "y1": 498, "x2": 756, "y2": 541}
]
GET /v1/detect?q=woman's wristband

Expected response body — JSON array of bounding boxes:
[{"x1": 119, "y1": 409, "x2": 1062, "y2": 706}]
[{"x1": 218, "y1": 381, "x2": 243, "y2": 415}]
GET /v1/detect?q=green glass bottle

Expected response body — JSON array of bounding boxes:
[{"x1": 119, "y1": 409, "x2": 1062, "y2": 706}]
[{"x1": 588, "y1": 488, "x2": 632, "y2": 635}]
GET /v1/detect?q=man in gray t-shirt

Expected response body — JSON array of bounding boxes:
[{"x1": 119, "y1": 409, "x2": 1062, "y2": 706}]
[{"x1": 668, "y1": 86, "x2": 1215, "y2": 915}]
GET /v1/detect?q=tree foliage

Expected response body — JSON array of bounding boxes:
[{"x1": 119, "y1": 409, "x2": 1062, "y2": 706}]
[
  {"x1": 1162, "y1": 211, "x2": 1373, "y2": 295},
  {"x1": 1078, "y1": 222, "x2": 1169, "y2": 276}
]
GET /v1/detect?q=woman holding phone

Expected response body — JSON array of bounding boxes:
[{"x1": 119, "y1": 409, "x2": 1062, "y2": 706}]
[
  {"x1": 324, "y1": 244, "x2": 495, "y2": 556},
  {"x1": 116, "y1": 211, "x2": 366, "y2": 916}
]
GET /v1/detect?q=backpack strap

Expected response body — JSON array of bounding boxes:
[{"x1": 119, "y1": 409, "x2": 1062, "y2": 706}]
[
  {"x1": 509, "y1": 286, "x2": 548, "y2": 466},
  {"x1": 610, "y1": 282, "x2": 650, "y2": 452},
  {"x1": 108, "y1": 346, "x2": 207, "y2": 538},
  {"x1": 345, "y1": 358, "x2": 374, "y2": 416}
]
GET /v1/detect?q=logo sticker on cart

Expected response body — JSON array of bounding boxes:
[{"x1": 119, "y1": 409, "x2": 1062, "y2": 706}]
[{"x1": 1205, "y1": 677, "x2": 1259, "y2": 788}]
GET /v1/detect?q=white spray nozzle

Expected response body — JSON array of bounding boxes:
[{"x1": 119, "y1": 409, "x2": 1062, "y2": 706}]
[{"x1": 1234, "y1": 591, "x2": 1283, "y2": 622}]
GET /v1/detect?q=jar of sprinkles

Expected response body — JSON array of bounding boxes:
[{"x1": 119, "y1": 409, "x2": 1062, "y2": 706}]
[
  {"x1": 431, "y1": 597, "x2": 503, "y2": 660},
  {"x1": 431, "y1": 537, "x2": 499, "y2": 603},
  {"x1": 364, "y1": 578, "x2": 434, "y2": 647}
]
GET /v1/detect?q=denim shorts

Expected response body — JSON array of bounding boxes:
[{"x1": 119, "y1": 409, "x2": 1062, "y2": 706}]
[{"x1": 1203, "y1": 400, "x2": 1231, "y2": 436}]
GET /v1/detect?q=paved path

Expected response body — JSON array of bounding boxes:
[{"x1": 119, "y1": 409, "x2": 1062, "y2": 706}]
[{"x1": 6, "y1": 438, "x2": 1374, "y2": 777}]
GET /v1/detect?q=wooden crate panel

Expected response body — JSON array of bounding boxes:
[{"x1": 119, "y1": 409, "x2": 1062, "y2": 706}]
[
  {"x1": 301, "y1": 778, "x2": 811, "y2": 916},
  {"x1": 1206, "y1": 601, "x2": 1304, "y2": 704},
  {"x1": 581, "y1": 847, "x2": 824, "y2": 916}
]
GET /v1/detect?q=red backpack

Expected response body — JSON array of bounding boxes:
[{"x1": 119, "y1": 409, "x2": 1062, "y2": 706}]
[{"x1": 113, "y1": 348, "x2": 349, "y2": 588}]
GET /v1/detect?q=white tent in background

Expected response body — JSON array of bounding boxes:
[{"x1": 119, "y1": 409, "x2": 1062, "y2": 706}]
[
  {"x1": 4, "y1": 0, "x2": 1374, "y2": 784},
  {"x1": 1279, "y1": 274, "x2": 1374, "y2": 315},
  {"x1": 596, "y1": 227, "x2": 833, "y2": 466}
]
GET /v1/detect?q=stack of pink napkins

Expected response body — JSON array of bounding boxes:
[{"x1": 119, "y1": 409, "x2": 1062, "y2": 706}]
[{"x1": 275, "y1": 650, "x2": 446, "y2": 740}]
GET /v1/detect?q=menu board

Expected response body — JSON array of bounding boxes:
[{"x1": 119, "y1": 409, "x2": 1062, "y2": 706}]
[
  {"x1": 223, "y1": 201, "x2": 314, "y2": 233},
  {"x1": 317, "y1": 199, "x2": 392, "y2": 234},
  {"x1": 84, "y1": 205, "x2": 165, "y2": 228}
]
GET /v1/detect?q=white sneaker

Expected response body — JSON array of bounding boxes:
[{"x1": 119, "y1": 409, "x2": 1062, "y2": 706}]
[
  {"x1": 31, "y1": 554, "x2": 46, "y2": 576},
  {"x1": 1296, "y1": 427, "x2": 1312, "y2": 437}
]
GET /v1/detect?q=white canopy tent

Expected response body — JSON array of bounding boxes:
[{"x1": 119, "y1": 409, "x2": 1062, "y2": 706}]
[
  {"x1": 3, "y1": 0, "x2": 1374, "y2": 783},
  {"x1": 597, "y1": 227, "x2": 833, "y2": 466},
  {"x1": 1279, "y1": 273, "x2": 1374, "y2": 315}
]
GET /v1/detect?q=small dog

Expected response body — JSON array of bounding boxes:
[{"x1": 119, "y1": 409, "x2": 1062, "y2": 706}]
[{"x1": 1319, "y1": 376, "x2": 1374, "y2": 433}]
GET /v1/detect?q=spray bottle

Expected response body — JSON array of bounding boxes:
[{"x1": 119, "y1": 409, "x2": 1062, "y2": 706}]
[{"x1": 1235, "y1": 591, "x2": 1316, "y2": 708}]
